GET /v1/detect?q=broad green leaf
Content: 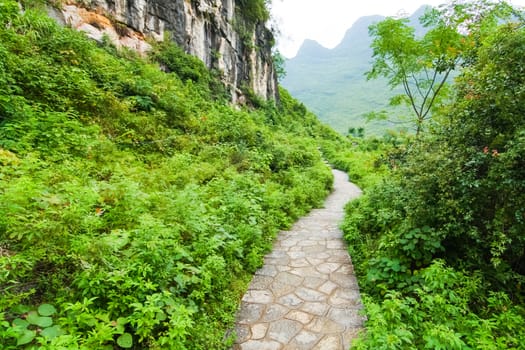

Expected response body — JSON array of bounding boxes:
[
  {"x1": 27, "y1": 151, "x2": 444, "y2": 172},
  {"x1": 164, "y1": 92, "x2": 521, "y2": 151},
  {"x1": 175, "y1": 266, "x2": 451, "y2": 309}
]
[
  {"x1": 25, "y1": 311, "x2": 40, "y2": 325},
  {"x1": 116, "y1": 317, "x2": 128, "y2": 326},
  {"x1": 26, "y1": 312, "x2": 53, "y2": 327},
  {"x1": 117, "y1": 333, "x2": 133, "y2": 348},
  {"x1": 12, "y1": 318, "x2": 29, "y2": 329},
  {"x1": 156, "y1": 311, "x2": 167, "y2": 321},
  {"x1": 36, "y1": 316, "x2": 53, "y2": 328},
  {"x1": 16, "y1": 329, "x2": 35, "y2": 346},
  {"x1": 115, "y1": 317, "x2": 128, "y2": 333},
  {"x1": 40, "y1": 325, "x2": 65, "y2": 339},
  {"x1": 12, "y1": 305, "x2": 31, "y2": 314},
  {"x1": 38, "y1": 304, "x2": 56, "y2": 316}
]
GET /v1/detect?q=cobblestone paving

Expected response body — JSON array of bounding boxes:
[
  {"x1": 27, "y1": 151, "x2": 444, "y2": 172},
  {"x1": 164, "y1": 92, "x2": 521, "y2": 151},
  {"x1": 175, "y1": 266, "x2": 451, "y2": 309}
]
[{"x1": 233, "y1": 169, "x2": 365, "y2": 350}]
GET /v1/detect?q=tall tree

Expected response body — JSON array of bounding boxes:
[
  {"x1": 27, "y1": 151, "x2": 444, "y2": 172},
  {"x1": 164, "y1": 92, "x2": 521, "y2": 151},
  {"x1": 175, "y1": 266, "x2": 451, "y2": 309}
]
[{"x1": 366, "y1": 0, "x2": 515, "y2": 136}]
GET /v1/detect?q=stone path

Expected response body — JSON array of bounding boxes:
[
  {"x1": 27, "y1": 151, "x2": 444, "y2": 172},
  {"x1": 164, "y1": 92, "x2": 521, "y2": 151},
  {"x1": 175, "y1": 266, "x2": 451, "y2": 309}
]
[{"x1": 233, "y1": 169, "x2": 364, "y2": 350}]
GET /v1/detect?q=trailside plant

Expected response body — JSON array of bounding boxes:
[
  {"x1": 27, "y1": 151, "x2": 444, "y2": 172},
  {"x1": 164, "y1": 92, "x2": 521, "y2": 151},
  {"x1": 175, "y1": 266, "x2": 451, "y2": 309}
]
[
  {"x1": 343, "y1": 15, "x2": 525, "y2": 350},
  {"x1": 1, "y1": 304, "x2": 68, "y2": 348}
]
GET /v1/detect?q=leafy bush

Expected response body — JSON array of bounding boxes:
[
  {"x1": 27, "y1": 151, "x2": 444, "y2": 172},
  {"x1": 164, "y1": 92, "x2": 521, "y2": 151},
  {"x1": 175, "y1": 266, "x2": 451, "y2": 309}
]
[
  {"x1": 235, "y1": 0, "x2": 270, "y2": 26},
  {"x1": 352, "y1": 261, "x2": 525, "y2": 350},
  {"x1": 343, "y1": 21, "x2": 525, "y2": 349},
  {"x1": 149, "y1": 39, "x2": 229, "y2": 101}
]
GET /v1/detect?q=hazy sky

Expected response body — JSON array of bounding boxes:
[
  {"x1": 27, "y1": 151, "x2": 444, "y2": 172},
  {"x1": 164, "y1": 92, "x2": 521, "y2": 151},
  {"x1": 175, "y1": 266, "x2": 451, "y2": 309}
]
[{"x1": 271, "y1": 0, "x2": 525, "y2": 58}]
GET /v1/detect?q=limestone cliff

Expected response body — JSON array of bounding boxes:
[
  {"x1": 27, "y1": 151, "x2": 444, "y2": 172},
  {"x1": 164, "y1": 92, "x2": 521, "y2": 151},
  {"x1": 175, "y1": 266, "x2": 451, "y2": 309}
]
[{"x1": 49, "y1": 0, "x2": 278, "y2": 102}]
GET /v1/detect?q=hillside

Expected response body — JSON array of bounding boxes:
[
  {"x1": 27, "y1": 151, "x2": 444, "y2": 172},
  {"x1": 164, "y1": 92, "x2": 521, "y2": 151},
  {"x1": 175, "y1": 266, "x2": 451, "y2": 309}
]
[
  {"x1": 282, "y1": 7, "x2": 428, "y2": 135},
  {"x1": 0, "y1": 1, "x2": 350, "y2": 348}
]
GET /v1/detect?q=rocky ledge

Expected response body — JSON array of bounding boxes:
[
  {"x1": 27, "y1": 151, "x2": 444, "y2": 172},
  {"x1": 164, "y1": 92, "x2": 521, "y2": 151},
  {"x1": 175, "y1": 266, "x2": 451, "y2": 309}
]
[{"x1": 48, "y1": 0, "x2": 278, "y2": 102}]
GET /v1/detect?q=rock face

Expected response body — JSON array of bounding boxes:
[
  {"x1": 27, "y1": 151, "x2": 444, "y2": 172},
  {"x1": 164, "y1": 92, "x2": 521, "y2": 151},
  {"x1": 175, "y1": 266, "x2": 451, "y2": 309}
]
[{"x1": 52, "y1": 0, "x2": 278, "y2": 102}]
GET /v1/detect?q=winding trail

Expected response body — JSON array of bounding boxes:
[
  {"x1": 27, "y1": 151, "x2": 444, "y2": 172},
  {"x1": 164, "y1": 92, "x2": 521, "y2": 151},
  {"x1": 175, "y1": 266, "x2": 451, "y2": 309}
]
[{"x1": 233, "y1": 169, "x2": 364, "y2": 350}]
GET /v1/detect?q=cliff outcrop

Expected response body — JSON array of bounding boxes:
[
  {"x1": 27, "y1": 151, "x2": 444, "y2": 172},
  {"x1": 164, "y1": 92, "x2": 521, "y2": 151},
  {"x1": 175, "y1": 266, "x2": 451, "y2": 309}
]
[{"x1": 49, "y1": 0, "x2": 278, "y2": 102}]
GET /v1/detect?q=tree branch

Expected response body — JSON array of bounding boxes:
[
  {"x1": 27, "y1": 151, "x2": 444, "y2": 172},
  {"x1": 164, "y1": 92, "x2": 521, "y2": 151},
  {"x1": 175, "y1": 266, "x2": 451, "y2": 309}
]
[
  {"x1": 421, "y1": 67, "x2": 452, "y2": 119},
  {"x1": 401, "y1": 68, "x2": 420, "y2": 121}
]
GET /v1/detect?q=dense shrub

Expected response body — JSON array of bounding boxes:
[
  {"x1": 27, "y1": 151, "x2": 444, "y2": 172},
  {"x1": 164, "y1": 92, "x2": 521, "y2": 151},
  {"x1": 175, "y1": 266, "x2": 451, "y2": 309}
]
[
  {"x1": 235, "y1": 0, "x2": 270, "y2": 26},
  {"x1": 344, "y1": 23, "x2": 525, "y2": 348}
]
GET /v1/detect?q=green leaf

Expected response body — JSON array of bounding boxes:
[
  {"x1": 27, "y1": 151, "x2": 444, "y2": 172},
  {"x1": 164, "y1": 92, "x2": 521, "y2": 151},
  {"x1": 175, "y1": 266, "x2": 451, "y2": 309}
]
[
  {"x1": 40, "y1": 325, "x2": 64, "y2": 339},
  {"x1": 38, "y1": 304, "x2": 56, "y2": 316},
  {"x1": 116, "y1": 317, "x2": 128, "y2": 326},
  {"x1": 37, "y1": 316, "x2": 53, "y2": 328},
  {"x1": 12, "y1": 318, "x2": 29, "y2": 329},
  {"x1": 26, "y1": 312, "x2": 53, "y2": 327},
  {"x1": 115, "y1": 317, "x2": 128, "y2": 333},
  {"x1": 102, "y1": 230, "x2": 130, "y2": 251},
  {"x1": 156, "y1": 311, "x2": 167, "y2": 321},
  {"x1": 16, "y1": 329, "x2": 35, "y2": 346},
  {"x1": 25, "y1": 311, "x2": 40, "y2": 325},
  {"x1": 12, "y1": 305, "x2": 31, "y2": 314},
  {"x1": 117, "y1": 333, "x2": 133, "y2": 348}
]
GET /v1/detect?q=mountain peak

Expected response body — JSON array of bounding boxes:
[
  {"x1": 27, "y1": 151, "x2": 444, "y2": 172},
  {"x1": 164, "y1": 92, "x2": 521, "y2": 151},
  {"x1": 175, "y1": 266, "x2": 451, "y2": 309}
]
[
  {"x1": 334, "y1": 14, "x2": 384, "y2": 52},
  {"x1": 282, "y1": 5, "x2": 434, "y2": 134},
  {"x1": 295, "y1": 39, "x2": 330, "y2": 58}
]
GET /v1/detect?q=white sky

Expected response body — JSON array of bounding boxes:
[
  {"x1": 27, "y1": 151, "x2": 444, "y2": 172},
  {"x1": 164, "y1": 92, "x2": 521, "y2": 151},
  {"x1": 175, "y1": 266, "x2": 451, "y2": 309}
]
[{"x1": 271, "y1": 0, "x2": 525, "y2": 58}]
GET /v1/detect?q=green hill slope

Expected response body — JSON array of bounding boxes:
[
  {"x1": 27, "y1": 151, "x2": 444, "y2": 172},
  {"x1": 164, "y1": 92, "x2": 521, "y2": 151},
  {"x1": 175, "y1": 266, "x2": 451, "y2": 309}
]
[
  {"x1": 0, "y1": 2, "x2": 345, "y2": 348},
  {"x1": 282, "y1": 7, "x2": 429, "y2": 135}
]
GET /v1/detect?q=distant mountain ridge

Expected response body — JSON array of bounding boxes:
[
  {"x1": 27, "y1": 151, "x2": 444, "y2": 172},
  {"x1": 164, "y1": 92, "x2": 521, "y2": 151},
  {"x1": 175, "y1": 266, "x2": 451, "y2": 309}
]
[
  {"x1": 282, "y1": 6, "x2": 429, "y2": 135},
  {"x1": 295, "y1": 39, "x2": 331, "y2": 58}
]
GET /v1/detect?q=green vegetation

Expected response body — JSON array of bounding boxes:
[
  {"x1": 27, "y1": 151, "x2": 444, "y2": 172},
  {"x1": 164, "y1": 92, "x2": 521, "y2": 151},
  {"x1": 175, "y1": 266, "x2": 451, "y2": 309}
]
[
  {"x1": 282, "y1": 14, "x2": 416, "y2": 136},
  {"x1": 3, "y1": 0, "x2": 524, "y2": 349},
  {"x1": 233, "y1": 0, "x2": 274, "y2": 50},
  {"x1": 367, "y1": 16, "x2": 453, "y2": 136},
  {"x1": 343, "y1": 8, "x2": 525, "y2": 349},
  {"x1": 367, "y1": 0, "x2": 516, "y2": 136},
  {"x1": 319, "y1": 130, "x2": 397, "y2": 190},
  {"x1": 283, "y1": 2, "x2": 521, "y2": 137},
  {"x1": 235, "y1": 0, "x2": 270, "y2": 26},
  {"x1": 0, "y1": 1, "x2": 342, "y2": 348}
]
